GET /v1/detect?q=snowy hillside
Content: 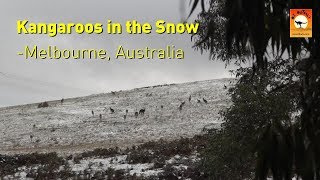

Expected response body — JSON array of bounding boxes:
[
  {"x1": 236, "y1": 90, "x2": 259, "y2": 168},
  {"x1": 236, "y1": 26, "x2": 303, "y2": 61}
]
[{"x1": 0, "y1": 78, "x2": 233, "y2": 155}]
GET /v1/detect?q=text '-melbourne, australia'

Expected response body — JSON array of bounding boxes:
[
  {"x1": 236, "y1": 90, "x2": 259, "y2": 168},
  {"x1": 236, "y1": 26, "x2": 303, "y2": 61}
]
[{"x1": 17, "y1": 45, "x2": 185, "y2": 60}]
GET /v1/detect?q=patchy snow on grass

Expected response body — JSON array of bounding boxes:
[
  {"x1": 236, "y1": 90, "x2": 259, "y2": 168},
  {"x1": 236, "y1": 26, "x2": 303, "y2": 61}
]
[
  {"x1": 3, "y1": 151, "x2": 203, "y2": 179},
  {"x1": 0, "y1": 78, "x2": 234, "y2": 155}
]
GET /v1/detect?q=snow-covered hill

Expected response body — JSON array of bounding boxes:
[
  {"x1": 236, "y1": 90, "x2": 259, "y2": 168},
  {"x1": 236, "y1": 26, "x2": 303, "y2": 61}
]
[{"x1": 0, "y1": 78, "x2": 233, "y2": 155}]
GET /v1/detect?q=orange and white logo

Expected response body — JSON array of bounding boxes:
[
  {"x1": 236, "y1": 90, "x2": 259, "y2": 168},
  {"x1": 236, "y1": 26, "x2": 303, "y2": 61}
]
[{"x1": 290, "y1": 9, "x2": 312, "y2": 38}]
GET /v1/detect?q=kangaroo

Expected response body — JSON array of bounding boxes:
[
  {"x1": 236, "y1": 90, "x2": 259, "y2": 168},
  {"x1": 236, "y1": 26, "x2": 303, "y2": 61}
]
[
  {"x1": 189, "y1": 95, "x2": 192, "y2": 102},
  {"x1": 203, "y1": 98, "x2": 208, "y2": 104},
  {"x1": 179, "y1": 101, "x2": 185, "y2": 111},
  {"x1": 99, "y1": 114, "x2": 102, "y2": 120},
  {"x1": 91, "y1": 110, "x2": 94, "y2": 117},
  {"x1": 139, "y1": 108, "x2": 145, "y2": 115}
]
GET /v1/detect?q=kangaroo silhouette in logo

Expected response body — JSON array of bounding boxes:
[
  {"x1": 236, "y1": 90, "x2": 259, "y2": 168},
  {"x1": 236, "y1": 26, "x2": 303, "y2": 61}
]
[{"x1": 295, "y1": 21, "x2": 307, "y2": 28}]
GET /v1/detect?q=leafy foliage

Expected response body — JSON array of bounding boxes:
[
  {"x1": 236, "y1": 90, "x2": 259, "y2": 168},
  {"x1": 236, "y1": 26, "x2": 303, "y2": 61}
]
[
  {"x1": 190, "y1": 0, "x2": 320, "y2": 179},
  {"x1": 202, "y1": 58, "x2": 300, "y2": 179},
  {"x1": 191, "y1": 0, "x2": 318, "y2": 68},
  {"x1": 192, "y1": 0, "x2": 250, "y2": 65}
]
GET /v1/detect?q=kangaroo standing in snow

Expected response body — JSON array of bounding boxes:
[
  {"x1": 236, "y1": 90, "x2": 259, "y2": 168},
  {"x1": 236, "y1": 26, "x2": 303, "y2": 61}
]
[
  {"x1": 179, "y1": 101, "x2": 185, "y2": 111},
  {"x1": 139, "y1": 108, "x2": 145, "y2": 115},
  {"x1": 203, "y1": 98, "x2": 208, "y2": 104},
  {"x1": 110, "y1": 107, "x2": 115, "y2": 114},
  {"x1": 224, "y1": 85, "x2": 227, "y2": 89}
]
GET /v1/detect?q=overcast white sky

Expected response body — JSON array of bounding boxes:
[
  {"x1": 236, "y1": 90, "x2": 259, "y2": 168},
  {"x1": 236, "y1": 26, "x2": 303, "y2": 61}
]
[{"x1": 0, "y1": 0, "x2": 233, "y2": 107}]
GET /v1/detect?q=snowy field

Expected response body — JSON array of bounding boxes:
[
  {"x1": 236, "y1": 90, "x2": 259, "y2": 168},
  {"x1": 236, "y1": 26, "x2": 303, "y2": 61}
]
[
  {"x1": 0, "y1": 78, "x2": 233, "y2": 155},
  {"x1": 3, "y1": 150, "x2": 203, "y2": 179}
]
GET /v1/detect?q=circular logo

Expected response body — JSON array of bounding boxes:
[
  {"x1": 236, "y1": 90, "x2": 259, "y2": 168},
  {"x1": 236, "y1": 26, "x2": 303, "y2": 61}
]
[{"x1": 294, "y1": 15, "x2": 308, "y2": 29}]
